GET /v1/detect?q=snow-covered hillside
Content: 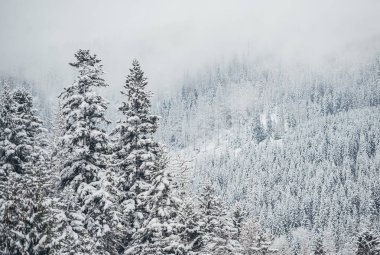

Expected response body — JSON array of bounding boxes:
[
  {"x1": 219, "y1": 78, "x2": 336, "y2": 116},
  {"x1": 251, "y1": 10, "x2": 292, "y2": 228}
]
[
  {"x1": 155, "y1": 56, "x2": 380, "y2": 252},
  {"x1": 1, "y1": 53, "x2": 379, "y2": 254}
]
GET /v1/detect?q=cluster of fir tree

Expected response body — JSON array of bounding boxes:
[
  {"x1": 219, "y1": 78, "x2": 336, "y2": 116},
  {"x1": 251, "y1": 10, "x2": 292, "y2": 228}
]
[
  {"x1": 309, "y1": 229, "x2": 380, "y2": 255},
  {"x1": 0, "y1": 49, "x2": 270, "y2": 255}
]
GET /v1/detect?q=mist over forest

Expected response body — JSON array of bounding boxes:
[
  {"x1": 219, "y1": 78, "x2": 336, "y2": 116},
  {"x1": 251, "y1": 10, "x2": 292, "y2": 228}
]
[{"x1": 1, "y1": 1, "x2": 380, "y2": 254}]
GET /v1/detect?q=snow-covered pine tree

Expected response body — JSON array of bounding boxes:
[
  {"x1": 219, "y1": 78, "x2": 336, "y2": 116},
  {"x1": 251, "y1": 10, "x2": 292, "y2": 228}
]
[
  {"x1": 232, "y1": 204, "x2": 247, "y2": 240},
  {"x1": 0, "y1": 85, "x2": 23, "y2": 176},
  {"x1": 196, "y1": 185, "x2": 243, "y2": 255},
  {"x1": 251, "y1": 114, "x2": 267, "y2": 144},
  {"x1": 51, "y1": 49, "x2": 122, "y2": 254},
  {"x1": 112, "y1": 60, "x2": 181, "y2": 254},
  {"x1": 0, "y1": 84, "x2": 16, "y2": 252},
  {"x1": 240, "y1": 218, "x2": 278, "y2": 255},
  {"x1": 126, "y1": 153, "x2": 182, "y2": 255},
  {"x1": 356, "y1": 229, "x2": 380, "y2": 255},
  {"x1": 177, "y1": 198, "x2": 204, "y2": 254},
  {"x1": 248, "y1": 230, "x2": 278, "y2": 255},
  {"x1": 0, "y1": 83, "x2": 15, "y2": 177},
  {"x1": 313, "y1": 236, "x2": 326, "y2": 255},
  {"x1": 0, "y1": 88, "x2": 51, "y2": 254}
]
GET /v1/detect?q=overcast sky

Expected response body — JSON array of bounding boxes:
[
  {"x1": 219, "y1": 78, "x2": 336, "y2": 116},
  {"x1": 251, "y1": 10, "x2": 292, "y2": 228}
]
[{"x1": 1, "y1": 0, "x2": 380, "y2": 94}]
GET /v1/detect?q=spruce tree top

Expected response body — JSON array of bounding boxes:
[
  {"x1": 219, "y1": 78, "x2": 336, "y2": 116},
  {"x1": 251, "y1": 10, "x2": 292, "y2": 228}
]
[
  {"x1": 69, "y1": 50, "x2": 101, "y2": 68},
  {"x1": 60, "y1": 49, "x2": 109, "y2": 133},
  {"x1": 62, "y1": 49, "x2": 107, "y2": 96},
  {"x1": 112, "y1": 59, "x2": 159, "y2": 161},
  {"x1": 121, "y1": 59, "x2": 153, "y2": 118}
]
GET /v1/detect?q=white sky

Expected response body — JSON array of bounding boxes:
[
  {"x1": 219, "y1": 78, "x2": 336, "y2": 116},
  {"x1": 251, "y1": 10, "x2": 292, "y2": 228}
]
[{"x1": 0, "y1": 0, "x2": 379, "y2": 94}]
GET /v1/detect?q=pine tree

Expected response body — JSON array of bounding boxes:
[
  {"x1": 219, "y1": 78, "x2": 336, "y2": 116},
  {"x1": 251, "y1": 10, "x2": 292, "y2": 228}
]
[
  {"x1": 0, "y1": 85, "x2": 23, "y2": 175},
  {"x1": 0, "y1": 84, "x2": 17, "y2": 253},
  {"x1": 240, "y1": 218, "x2": 278, "y2": 255},
  {"x1": 251, "y1": 114, "x2": 266, "y2": 144},
  {"x1": 177, "y1": 198, "x2": 204, "y2": 254},
  {"x1": 0, "y1": 83, "x2": 15, "y2": 189},
  {"x1": 249, "y1": 230, "x2": 278, "y2": 255},
  {"x1": 0, "y1": 88, "x2": 51, "y2": 254},
  {"x1": 232, "y1": 204, "x2": 247, "y2": 240},
  {"x1": 356, "y1": 229, "x2": 380, "y2": 255},
  {"x1": 197, "y1": 185, "x2": 243, "y2": 255},
  {"x1": 112, "y1": 60, "x2": 181, "y2": 254},
  {"x1": 313, "y1": 236, "x2": 326, "y2": 255},
  {"x1": 51, "y1": 49, "x2": 122, "y2": 254}
]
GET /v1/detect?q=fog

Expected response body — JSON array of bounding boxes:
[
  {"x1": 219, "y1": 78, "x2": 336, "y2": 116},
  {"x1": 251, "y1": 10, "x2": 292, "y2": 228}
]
[{"x1": 0, "y1": 0, "x2": 379, "y2": 95}]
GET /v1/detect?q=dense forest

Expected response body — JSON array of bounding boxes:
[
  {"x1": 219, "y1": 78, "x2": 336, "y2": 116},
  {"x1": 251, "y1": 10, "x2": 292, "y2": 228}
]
[
  {"x1": 155, "y1": 55, "x2": 380, "y2": 254},
  {"x1": 1, "y1": 50, "x2": 380, "y2": 254}
]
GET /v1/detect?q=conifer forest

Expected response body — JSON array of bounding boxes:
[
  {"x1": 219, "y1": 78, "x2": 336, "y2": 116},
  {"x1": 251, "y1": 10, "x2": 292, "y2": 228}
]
[{"x1": 0, "y1": 1, "x2": 380, "y2": 254}]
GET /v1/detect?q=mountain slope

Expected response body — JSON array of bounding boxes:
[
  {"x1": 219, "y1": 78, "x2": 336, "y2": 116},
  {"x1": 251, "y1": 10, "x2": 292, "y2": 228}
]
[{"x1": 154, "y1": 55, "x2": 380, "y2": 251}]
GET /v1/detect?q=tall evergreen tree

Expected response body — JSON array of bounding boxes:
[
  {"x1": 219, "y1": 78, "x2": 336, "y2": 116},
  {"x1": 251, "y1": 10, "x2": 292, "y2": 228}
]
[
  {"x1": 51, "y1": 50, "x2": 122, "y2": 254},
  {"x1": 0, "y1": 88, "x2": 51, "y2": 254},
  {"x1": 112, "y1": 60, "x2": 181, "y2": 254}
]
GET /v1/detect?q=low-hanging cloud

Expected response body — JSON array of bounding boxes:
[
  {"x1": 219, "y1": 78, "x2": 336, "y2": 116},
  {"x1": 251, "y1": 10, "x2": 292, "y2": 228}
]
[{"x1": 0, "y1": 0, "x2": 379, "y2": 95}]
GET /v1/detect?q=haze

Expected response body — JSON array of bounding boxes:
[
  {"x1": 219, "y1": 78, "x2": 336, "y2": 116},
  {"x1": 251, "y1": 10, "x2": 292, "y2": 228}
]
[{"x1": 0, "y1": 0, "x2": 379, "y2": 95}]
